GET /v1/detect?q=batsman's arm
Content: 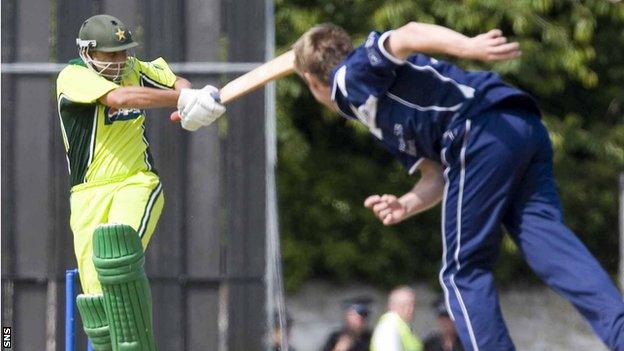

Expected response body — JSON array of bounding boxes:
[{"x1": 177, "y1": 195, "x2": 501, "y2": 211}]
[
  {"x1": 385, "y1": 22, "x2": 521, "y2": 62},
  {"x1": 174, "y1": 76, "x2": 192, "y2": 91},
  {"x1": 99, "y1": 76, "x2": 190, "y2": 109},
  {"x1": 99, "y1": 87, "x2": 179, "y2": 108}
]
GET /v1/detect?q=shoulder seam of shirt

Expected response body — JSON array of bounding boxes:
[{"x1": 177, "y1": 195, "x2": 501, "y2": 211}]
[
  {"x1": 68, "y1": 58, "x2": 87, "y2": 67},
  {"x1": 137, "y1": 57, "x2": 175, "y2": 89}
]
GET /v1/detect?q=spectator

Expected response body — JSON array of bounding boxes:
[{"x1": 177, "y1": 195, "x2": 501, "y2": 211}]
[
  {"x1": 371, "y1": 286, "x2": 423, "y2": 351},
  {"x1": 322, "y1": 297, "x2": 373, "y2": 351},
  {"x1": 423, "y1": 299, "x2": 463, "y2": 351},
  {"x1": 272, "y1": 310, "x2": 295, "y2": 351}
]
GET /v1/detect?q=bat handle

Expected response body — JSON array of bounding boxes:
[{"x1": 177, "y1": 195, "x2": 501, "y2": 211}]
[
  {"x1": 212, "y1": 91, "x2": 222, "y2": 104},
  {"x1": 170, "y1": 91, "x2": 222, "y2": 123}
]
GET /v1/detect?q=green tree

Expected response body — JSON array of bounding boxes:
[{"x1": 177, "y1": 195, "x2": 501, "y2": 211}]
[{"x1": 275, "y1": 0, "x2": 624, "y2": 291}]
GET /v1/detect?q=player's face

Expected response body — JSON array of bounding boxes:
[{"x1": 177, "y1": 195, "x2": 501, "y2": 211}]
[
  {"x1": 303, "y1": 73, "x2": 338, "y2": 112},
  {"x1": 91, "y1": 50, "x2": 127, "y2": 63},
  {"x1": 344, "y1": 309, "x2": 367, "y2": 333},
  {"x1": 90, "y1": 50, "x2": 129, "y2": 81},
  {"x1": 404, "y1": 300, "x2": 415, "y2": 322}
]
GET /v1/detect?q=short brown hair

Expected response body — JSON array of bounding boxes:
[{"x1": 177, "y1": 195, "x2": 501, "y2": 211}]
[{"x1": 292, "y1": 23, "x2": 353, "y2": 85}]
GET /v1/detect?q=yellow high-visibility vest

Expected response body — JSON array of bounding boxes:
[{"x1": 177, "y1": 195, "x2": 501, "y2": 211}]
[{"x1": 371, "y1": 312, "x2": 423, "y2": 351}]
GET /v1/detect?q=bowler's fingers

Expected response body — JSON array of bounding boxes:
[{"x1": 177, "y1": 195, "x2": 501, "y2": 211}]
[
  {"x1": 488, "y1": 36, "x2": 507, "y2": 46},
  {"x1": 378, "y1": 207, "x2": 393, "y2": 219},
  {"x1": 487, "y1": 42, "x2": 521, "y2": 61},
  {"x1": 364, "y1": 195, "x2": 382, "y2": 208},
  {"x1": 380, "y1": 194, "x2": 398, "y2": 203},
  {"x1": 485, "y1": 29, "x2": 503, "y2": 39},
  {"x1": 489, "y1": 42, "x2": 520, "y2": 54},
  {"x1": 373, "y1": 202, "x2": 389, "y2": 216},
  {"x1": 366, "y1": 194, "x2": 401, "y2": 223},
  {"x1": 383, "y1": 213, "x2": 397, "y2": 226}
]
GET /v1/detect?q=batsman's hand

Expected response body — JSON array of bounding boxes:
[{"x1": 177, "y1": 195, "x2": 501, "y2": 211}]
[
  {"x1": 177, "y1": 85, "x2": 226, "y2": 131},
  {"x1": 364, "y1": 194, "x2": 408, "y2": 226},
  {"x1": 463, "y1": 29, "x2": 521, "y2": 62}
]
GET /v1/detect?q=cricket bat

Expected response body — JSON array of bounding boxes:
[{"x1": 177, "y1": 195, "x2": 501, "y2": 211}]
[{"x1": 171, "y1": 50, "x2": 295, "y2": 122}]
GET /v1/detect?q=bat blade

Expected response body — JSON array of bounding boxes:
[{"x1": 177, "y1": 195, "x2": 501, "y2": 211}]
[
  {"x1": 171, "y1": 50, "x2": 295, "y2": 122},
  {"x1": 219, "y1": 49, "x2": 294, "y2": 104}
]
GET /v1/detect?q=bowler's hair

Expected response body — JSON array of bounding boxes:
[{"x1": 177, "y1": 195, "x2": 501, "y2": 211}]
[{"x1": 292, "y1": 23, "x2": 353, "y2": 85}]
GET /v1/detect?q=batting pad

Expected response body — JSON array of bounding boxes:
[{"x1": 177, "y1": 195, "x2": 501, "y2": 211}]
[
  {"x1": 93, "y1": 224, "x2": 156, "y2": 351},
  {"x1": 76, "y1": 293, "x2": 113, "y2": 351}
]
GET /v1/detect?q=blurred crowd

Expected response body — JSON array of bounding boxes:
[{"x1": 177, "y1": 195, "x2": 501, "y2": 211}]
[{"x1": 272, "y1": 286, "x2": 463, "y2": 351}]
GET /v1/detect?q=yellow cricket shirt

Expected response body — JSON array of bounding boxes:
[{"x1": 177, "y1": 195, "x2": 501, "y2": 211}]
[{"x1": 56, "y1": 57, "x2": 177, "y2": 188}]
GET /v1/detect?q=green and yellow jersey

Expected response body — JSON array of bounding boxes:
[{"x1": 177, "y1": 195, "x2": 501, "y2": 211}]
[{"x1": 56, "y1": 57, "x2": 176, "y2": 188}]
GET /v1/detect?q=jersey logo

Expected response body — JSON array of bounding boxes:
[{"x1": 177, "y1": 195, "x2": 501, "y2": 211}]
[
  {"x1": 115, "y1": 28, "x2": 126, "y2": 41},
  {"x1": 394, "y1": 123, "x2": 418, "y2": 156},
  {"x1": 367, "y1": 47, "x2": 382, "y2": 66},
  {"x1": 365, "y1": 33, "x2": 383, "y2": 66},
  {"x1": 104, "y1": 107, "x2": 143, "y2": 124}
]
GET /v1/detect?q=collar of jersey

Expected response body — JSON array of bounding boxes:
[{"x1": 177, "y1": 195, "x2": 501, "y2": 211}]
[{"x1": 68, "y1": 58, "x2": 87, "y2": 67}]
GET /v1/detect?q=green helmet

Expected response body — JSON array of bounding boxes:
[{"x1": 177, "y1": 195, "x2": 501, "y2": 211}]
[
  {"x1": 76, "y1": 15, "x2": 139, "y2": 82},
  {"x1": 76, "y1": 14, "x2": 138, "y2": 52}
]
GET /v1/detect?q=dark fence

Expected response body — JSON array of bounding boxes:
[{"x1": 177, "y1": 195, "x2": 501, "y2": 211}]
[{"x1": 1, "y1": 0, "x2": 272, "y2": 350}]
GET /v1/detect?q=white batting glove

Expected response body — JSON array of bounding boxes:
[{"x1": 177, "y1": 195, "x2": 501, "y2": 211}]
[{"x1": 177, "y1": 85, "x2": 226, "y2": 131}]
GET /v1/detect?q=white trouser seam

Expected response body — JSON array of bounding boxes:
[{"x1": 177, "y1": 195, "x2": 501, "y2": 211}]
[
  {"x1": 449, "y1": 119, "x2": 479, "y2": 350},
  {"x1": 439, "y1": 160, "x2": 455, "y2": 321}
]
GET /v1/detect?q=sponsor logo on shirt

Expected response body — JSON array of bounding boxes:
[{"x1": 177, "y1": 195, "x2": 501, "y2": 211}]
[
  {"x1": 394, "y1": 123, "x2": 418, "y2": 156},
  {"x1": 104, "y1": 107, "x2": 143, "y2": 124}
]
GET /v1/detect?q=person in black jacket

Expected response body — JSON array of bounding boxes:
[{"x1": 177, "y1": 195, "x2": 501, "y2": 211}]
[
  {"x1": 424, "y1": 298, "x2": 463, "y2": 351},
  {"x1": 322, "y1": 297, "x2": 373, "y2": 351}
]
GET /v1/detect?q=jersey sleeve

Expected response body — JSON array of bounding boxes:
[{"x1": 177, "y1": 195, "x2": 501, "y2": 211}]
[
  {"x1": 399, "y1": 153, "x2": 424, "y2": 175},
  {"x1": 135, "y1": 57, "x2": 177, "y2": 89},
  {"x1": 330, "y1": 31, "x2": 404, "y2": 108},
  {"x1": 56, "y1": 65, "x2": 119, "y2": 104}
]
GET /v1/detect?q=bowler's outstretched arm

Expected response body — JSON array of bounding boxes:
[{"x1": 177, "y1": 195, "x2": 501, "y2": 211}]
[{"x1": 385, "y1": 22, "x2": 521, "y2": 62}]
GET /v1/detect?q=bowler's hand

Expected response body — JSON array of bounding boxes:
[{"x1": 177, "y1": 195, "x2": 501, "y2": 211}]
[
  {"x1": 364, "y1": 194, "x2": 408, "y2": 226},
  {"x1": 464, "y1": 29, "x2": 521, "y2": 62}
]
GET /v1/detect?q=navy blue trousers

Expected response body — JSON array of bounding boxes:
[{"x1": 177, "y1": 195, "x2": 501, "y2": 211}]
[{"x1": 438, "y1": 105, "x2": 624, "y2": 350}]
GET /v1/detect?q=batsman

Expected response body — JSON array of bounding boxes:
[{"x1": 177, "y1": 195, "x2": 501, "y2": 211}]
[
  {"x1": 55, "y1": 14, "x2": 225, "y2": 350},
  {"x1": 293, "y1": 23, "x2": 624, "y2": 350}
]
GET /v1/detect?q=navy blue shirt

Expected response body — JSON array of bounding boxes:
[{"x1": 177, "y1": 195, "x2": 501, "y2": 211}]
[{"x1": 329, "y1": 31, "x2": 536, "y2": 174}]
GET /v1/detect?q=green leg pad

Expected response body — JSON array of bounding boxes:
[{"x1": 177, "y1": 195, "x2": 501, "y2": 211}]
[
  {"x1": 93, "y1": 224, "x2": 156, "y2": 351},
  {"x1": 76, "y1": 294, "x2": 112, "y2": 351}
]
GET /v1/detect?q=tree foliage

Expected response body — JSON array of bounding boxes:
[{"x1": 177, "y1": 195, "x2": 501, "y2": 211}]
[{"x1": 275, "y1": 0, "x2": 624, "y2": 291}]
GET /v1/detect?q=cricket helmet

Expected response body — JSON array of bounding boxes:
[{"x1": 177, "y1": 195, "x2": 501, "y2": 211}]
[{"x1": 76, "y1": 14, "x2": 138, "y2": 82}]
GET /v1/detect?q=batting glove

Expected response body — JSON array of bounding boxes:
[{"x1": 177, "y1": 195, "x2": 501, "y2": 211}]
[{"x1": 177, "y1": 85, "x2": 226, "y2": 131}]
